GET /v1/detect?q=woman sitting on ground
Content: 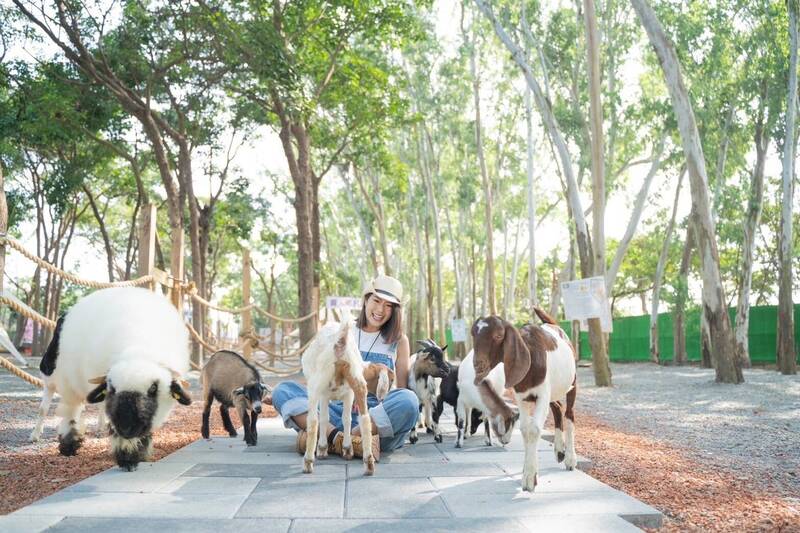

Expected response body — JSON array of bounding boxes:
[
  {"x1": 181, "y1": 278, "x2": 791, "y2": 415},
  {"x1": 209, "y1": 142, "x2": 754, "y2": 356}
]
[{"x1": 270, "y1": 275, "x2": 419, "y2": 459}]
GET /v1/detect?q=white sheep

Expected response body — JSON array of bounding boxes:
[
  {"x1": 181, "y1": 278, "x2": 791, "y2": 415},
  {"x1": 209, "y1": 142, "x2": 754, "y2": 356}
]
[
  {"x1": 40, "y1": 287, "x2": 192, "y2": 471},
  {"x1": 302, "y1": 318, "x2": 375, "y2": 476},
  {"x1": 456, "y1": 349, "x2": 516, "y2": 447}
]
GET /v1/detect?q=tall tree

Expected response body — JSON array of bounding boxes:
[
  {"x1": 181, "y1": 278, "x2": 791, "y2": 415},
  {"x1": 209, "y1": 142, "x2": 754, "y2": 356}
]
[
  {"x1": 777, "y1": 0, "x2": 798, "y2": 375},
  {"x1": 630, "y1": 0, "x2": 743, "y2": 384}
]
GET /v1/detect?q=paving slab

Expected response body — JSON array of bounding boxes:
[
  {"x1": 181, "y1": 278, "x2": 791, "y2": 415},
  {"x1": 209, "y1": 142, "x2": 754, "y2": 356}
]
[
  {"x1": 0, "y1": 514, "x2": 65, "y2": 533},
  {"x1": 291, "y1": 516, "x2": 642, "y2": 533},
  {"x1": 236, "y1": 477, "x2": 345, "y2": 519},
  {"x1": 346, "y1": 477, "x2": 450, "y2": 519},
  {"x1": 3, "y1": 404, "x2": 662, "y2": 531},
  {"x1": 12, "y1": 491, "x2": 251, "y2": 519},
  {"x1": 44, "y1": 517, "x2": 291, "y2": 533}
]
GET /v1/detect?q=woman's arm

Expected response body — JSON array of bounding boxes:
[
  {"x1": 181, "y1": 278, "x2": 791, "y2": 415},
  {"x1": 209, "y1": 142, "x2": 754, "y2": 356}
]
[{"x1": 395, "y1": 334, "x2": 410, "y2": 389}]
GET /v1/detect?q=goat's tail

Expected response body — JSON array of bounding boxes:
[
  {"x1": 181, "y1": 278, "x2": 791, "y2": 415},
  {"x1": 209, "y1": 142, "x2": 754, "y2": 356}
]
[
  {"x1": 334, "y1": 313, "x2": 352, "y2": 358},
  {"x1": 533, "y1": 306, "x2": 558, "y2": 326}
]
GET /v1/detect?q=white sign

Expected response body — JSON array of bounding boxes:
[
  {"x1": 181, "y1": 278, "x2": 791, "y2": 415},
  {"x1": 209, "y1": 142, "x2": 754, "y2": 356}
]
[
  {"x1": 450, "y1": 318, "x2": 467, "y2": 342},
  {"x1": 560, "y1": 276, "x2": 613, "y2": 333},
  {"x1": 326, "y1": 296, "x2": 362, "y2": 311}
]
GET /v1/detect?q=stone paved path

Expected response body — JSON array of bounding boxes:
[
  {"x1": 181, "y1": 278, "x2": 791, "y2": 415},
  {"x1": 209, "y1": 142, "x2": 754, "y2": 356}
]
[{"x1": 0, "y1": 410, "x2": 662, "y2": 532}]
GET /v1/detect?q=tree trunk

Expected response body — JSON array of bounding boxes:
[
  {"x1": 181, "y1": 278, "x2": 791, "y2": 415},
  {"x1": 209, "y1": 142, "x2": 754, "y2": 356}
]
[
  {"x1": 735, "y1": 83, "x2": 768, "y2": 369},
  {"x1": 605, "y1": 136, "x2": 666, "y2": 293},
  {"x1": 650, "y1": 168, "x2": 685, "y2": 363},
  {"x1": 526, "y1": 84, "x2": 537, "y2": 310},
  {"x1": 420, "y1": 138, "x2": 446, "y2": 345},
  {"x1": 0, "y1": 163, "x2": 8, "y2": 295},
  {"x1": 778, "y1": 0, "x2": 798, "y2": 375},
  {"x1": 474, "y1": 0, "x2": 610, "y2": 383},
  {"x1": 82, "y1": 185, "x2": 115, "y2": 282},
  {"x1": 343, "y1": 171, "x2": 379, "y2": 276},
  {"x1": 465, "y1": 13, "x2": 496, "y2": 316},
  {"x1": 631, "y1": 0, "x2": 742, "y2": 383},
  {"x1": 673, "y1": 226, "x2": 693, "y2": 366}
]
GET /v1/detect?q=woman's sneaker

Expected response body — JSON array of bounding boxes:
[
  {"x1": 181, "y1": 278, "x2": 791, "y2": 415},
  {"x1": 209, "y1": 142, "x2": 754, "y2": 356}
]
[{"x1": 330, "y1": 431, "x2": 380, "y2": 462}]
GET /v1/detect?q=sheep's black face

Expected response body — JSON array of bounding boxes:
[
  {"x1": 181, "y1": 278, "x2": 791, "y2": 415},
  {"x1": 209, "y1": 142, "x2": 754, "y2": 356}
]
[{"x1": 106, "y1": 385, "x2": 157, "y2": 439}]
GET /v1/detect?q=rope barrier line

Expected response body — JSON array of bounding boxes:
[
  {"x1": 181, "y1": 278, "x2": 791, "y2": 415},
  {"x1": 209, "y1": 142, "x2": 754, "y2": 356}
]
[
  {"x1": 0, "y1": 354, "x2": 44, "y2": 388},
  {"x1": 0, "y1": 295, "x2": 57, "y2": 329},
  {"x1": 251, "y1": 358, "x2": 302, "y2": 376},
  {"x1": 2, "y1": 237, "x2": 154, "y2": 289},
  {"x1": 252, "y1": 305, "x2": 318, "y2": 323}
]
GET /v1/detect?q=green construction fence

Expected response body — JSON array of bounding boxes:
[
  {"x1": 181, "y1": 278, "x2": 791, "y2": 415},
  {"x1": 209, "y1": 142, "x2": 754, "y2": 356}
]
[{"x1": 558, "y1": 304, "x2": 800, "y2": 364}]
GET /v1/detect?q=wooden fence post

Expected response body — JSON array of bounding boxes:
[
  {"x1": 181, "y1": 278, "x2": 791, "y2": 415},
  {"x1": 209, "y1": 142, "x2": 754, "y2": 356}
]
[
  {"x1": 137, "y1": 204, "x2": 157, "y2": 287},
  {"x1": 0, "y1": 164, "x2": 8, "y2": 295},
  {"x1": 242, "y1": 248, "x2": 252, "y2": 360},
  {"x1": 170, "y1": 230, "x2": 184, "y2": 312}
]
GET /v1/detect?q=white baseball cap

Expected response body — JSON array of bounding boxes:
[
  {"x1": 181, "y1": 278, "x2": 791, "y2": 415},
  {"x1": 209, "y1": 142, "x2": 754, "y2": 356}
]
[{"x1": 363, "y1": 275, "x2": 403, "y2": 305}]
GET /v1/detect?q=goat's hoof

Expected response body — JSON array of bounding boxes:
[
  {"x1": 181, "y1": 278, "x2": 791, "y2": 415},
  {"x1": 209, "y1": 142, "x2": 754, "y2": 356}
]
[
  {"x1": 434, "y1": 434, "x2": 442, "y2": 443},
  {"x1": 342, "y1": 446, "x2": 354, "y2": 460},
  {"x1": 364, "y1": 457, "x2": 375, "y2": 476},
  {"x1": 565, "y1": 454, "x2": 577, "y2": 470},
  {"x1": 317, "y1": 445, "x2": 328, "y2": 458},
  {"x1": 556, "y1": 451, "x2": 565, "y2": 463},
  {"x1": 229, "y1": 431, "x2": 238, "y2": 438},
  {"x1": 303, "y1": 460, "x2": 314, "y2": 474},
  {"x1": 409, "y1": 435, "x2": 418, "y2": 444},
  {"x1": 484, "y1": 439, "x2": 492, "y2": 446},
  {"x1": 455, "y1": 442, "x2": 462, "y2": 449},
  {"x1": 521, "y1": 473, "x2": 537, "y2": 492},
  {"x1": 426, "y1": 427, "x2": 434, "y2": 434},
  {"x1": 29, "y1": 433, "x2": 41, "y2": 443}
]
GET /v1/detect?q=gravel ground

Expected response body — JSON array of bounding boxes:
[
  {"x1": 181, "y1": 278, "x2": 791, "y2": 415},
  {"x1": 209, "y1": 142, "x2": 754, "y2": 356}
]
[{"x1": 576, "y1": 362, "x2": 800, "y2": 498}]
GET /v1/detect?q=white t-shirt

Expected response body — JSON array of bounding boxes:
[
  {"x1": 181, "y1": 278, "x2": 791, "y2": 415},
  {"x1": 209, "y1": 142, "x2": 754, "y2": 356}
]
[{"x1": 353, "y1": 324, "x2": 398, "y2": 370}]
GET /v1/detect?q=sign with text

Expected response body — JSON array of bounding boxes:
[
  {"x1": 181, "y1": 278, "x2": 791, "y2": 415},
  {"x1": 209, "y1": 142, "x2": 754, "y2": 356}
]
[
  {"x1": 560, "y1": 276, "x2": 613, "y2": 332},
  {"x1": 450, "y1": 318, "x2": 467, "y2": 342},
  {"x1": 325, "y1": 296, "x2": 362, "y2": 311}
]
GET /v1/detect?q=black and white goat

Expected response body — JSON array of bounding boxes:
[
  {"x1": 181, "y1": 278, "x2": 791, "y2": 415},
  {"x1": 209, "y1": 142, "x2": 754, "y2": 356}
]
[
  {"x1": 38, "y1": 287, "x2": 192, "y2": 471},
  {"x1": 427, "y1": 350, "x2": 483, "y2": 446},
  {"x1": 408, "y1": 339, "x2": 450, "y2": 443},
  {"x1": 200, "y1": 350, "x2": 270, "y2": 446}
]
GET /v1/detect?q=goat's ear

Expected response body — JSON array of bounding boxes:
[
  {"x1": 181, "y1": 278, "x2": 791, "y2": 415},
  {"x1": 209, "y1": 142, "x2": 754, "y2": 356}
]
[
  {"x1": 334, "y1": 327, "x2": 348, "y2": 358},
  {"x1": 502, "y1": 321, "x2": 530, "y2": 388},
  {"x1": 88, "y1": 375, "x2": 107, "y2": 385},
  {"x1": 170, "y1": 380, "x2": 193, "y2": 405},
  {"x1": 232, "y1": 387, "x2": 245, "y2": 396},
  {"x1": 86, "y1": 380, "x2": 108, "y2": 403}
]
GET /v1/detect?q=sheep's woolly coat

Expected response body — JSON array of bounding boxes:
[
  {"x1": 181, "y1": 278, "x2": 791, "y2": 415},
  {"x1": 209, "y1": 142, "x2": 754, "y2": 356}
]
[{"x1": 55, "y1": 288, "x2": 189, "y2": 420}]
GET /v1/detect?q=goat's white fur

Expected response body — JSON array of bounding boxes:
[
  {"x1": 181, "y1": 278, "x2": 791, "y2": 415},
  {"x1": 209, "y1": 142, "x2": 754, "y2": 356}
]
[
  {"x1": 457, "y1": 350, "x2": 507, "y2": 447},
  {"x1": 407, "y1": 352, "x2": 440, "y2": 443},
  {"x1": 302, "y1": 319, "x2": 375, "y2": 475},
  {"x1": 45, "y1": 288, "x2": 189, "y2": 464},
  {"x1": 514, "y1": 324, "x2": 577, "y2": 491}
]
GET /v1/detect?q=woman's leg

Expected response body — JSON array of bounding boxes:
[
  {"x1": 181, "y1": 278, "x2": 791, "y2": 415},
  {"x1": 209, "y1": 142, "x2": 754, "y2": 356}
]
[
  {"x1": 271, "y1": 381, "x2": 310, "y2": 431},
  {"x1": 364, "y1": 388, "x2": 419, "y2": 452},
  {"x1": 272, "y1": 381, "x2": 345, "y2": 437}
]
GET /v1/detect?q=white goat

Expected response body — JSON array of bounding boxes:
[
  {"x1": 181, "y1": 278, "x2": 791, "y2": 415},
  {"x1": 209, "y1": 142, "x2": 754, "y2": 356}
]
[
  {"x1": 302, "y1": 319, "x2": 375, "y2": 476},
  {"x1": 456, "y1": 349, "x2": 516, "y2": 447},
  {"x1": 38, "y1": 287, "x2": 192, "y2": 471}
]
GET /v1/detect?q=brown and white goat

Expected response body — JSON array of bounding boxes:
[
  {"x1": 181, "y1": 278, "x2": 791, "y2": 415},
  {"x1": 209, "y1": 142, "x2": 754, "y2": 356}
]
[
  {"x1": 301, "y1": 319, "x2": 375, "y2": 475},
  {"x1": 472, "y1": 307, "x2": 577, "y2": 492}
]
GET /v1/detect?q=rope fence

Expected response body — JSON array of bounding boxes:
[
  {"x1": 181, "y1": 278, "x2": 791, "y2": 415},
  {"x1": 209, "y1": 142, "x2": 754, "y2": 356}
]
[{"x1": 0, "y1": 233, "x2": 317, "y2": 387}]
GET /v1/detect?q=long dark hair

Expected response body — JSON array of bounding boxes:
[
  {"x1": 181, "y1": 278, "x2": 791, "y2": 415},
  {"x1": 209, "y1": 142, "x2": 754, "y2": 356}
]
[{"x1": 356, "y1": 293, "x2": 404, "y2": 344}]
